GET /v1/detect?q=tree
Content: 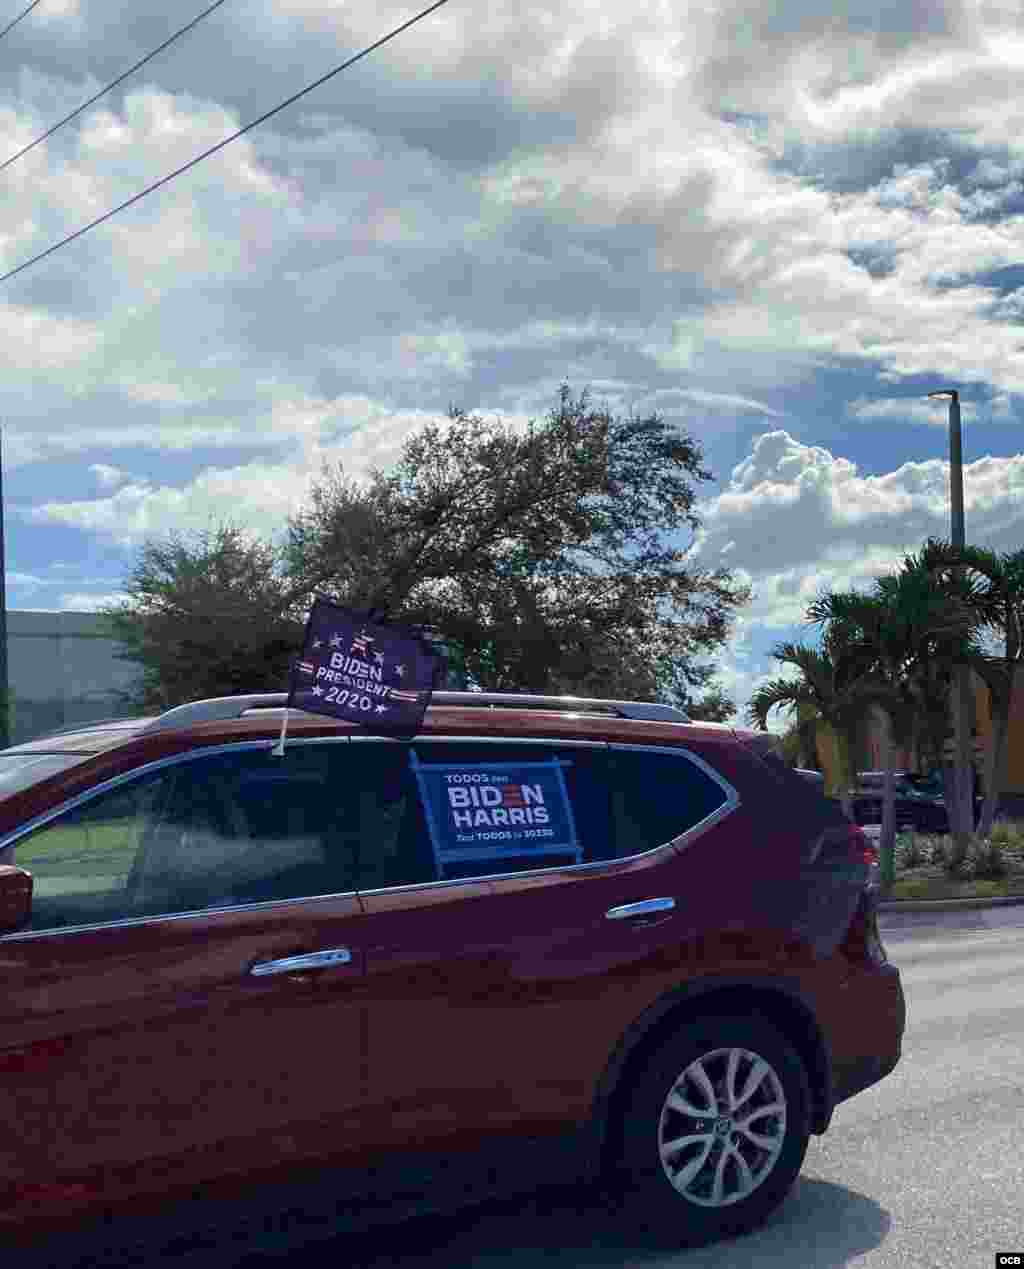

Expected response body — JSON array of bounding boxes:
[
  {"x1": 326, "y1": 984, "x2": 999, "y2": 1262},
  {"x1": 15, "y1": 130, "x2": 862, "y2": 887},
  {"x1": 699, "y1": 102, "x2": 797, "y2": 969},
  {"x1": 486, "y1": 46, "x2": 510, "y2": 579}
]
[
  {"x1": 900, "y1": 539, "x2": 1002, "y2": 864},
  {"x1": 777, "y1": 715, "x2": 818, "y2": 769},
  {"x1": 918, "y1": 539, "x2": 1024, "y2": 840},
  {"x1": 806, "y1": 587, "x2": 933, "y2": 892},
  {"x1": 103, "y1": 524, "x2": 304, "y2": 711},
  {"x1": 680, "y1": 682, "x2": 738, "y2": 723},
  {"x1": 284, "y1": 384, "x2": 751, "y2": 707},
  {"x1": 807, "y1": 543, "x2": 994, "y2": 879},
  {"x1": 745, "y1": 624, "x2": 891, "y2": 818}
]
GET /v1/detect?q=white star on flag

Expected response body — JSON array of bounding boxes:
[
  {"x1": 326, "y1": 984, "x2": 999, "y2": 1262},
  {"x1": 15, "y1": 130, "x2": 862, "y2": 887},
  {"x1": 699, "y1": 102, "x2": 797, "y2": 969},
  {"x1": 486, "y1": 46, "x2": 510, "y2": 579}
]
[
  {"x1": 329, "y1": 634, "x2": 342, "y2": 649},
  {"x1": 312, "y1": 638, "x2": 322, "y2": 649},
  {"x1": 374, "y1": 703, "x2": 388, "y2": 713},
  {"x1": 312, "y1": 685, "x2": 324, "y2": 697},
  {"x1": 373, "y1": 651, "x2": 385, "y2": 664},
  {"x1": 395, "y1": 664, "x2": 406, "y2": 678}
]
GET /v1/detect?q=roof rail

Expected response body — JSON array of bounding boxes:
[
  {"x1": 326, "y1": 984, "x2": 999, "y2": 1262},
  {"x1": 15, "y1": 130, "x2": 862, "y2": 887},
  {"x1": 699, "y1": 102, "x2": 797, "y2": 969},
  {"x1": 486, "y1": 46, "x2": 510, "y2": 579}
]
[
  {"x1": 143, "y1": 694, "x2": 291, "y2": 733},
  {"x1": 142, "y1": 690, "x2": 690, "y2": 734},
  {"x1": 429, "y1": 691, "x2": 689, "y2": 723}
]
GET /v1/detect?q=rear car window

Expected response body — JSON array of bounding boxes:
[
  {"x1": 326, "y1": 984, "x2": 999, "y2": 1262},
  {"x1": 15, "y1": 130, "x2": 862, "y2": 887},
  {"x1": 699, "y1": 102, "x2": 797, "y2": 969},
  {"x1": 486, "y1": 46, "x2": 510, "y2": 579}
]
[
  {"x1": 408, "y1": 741, "x2": 611, "y2": 880},
  {"x1": 607, "y1": 745, "x2": 729, "y2": 855}
]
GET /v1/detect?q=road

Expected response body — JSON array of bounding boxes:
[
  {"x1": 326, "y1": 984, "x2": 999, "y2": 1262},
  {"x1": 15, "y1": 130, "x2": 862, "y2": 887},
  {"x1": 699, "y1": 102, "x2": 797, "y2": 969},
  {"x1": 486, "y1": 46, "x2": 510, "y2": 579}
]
[{"x1": 22, "y1": 904, "x2": 1024, "y2": 1269}]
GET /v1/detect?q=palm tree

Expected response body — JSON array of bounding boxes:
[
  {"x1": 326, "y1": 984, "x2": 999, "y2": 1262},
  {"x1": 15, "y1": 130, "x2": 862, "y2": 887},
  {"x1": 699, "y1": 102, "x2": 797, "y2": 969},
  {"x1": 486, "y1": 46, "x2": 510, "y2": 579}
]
[
  {"x1": 806, "y1": 587, "x2": 938, "y2": 892},
  {"x1": 919, "y1": 539, "x2": 1024, "y2": 839},
  {"x1": 816, "y1": 544, "x2": 993, "y2": 875},
  {"x1": 900, "y1": 540, "x2": 1006, "y2": 863},
  {"x1": 746, "y1": 625, "x2": 890, "y2": 819}
]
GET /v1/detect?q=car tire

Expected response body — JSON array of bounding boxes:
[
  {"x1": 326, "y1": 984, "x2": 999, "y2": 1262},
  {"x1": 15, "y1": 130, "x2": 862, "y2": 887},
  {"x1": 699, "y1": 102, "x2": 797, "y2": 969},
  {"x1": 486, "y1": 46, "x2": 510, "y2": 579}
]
[{"x1": 612, "y1": 1014, "x2": 812, "y2": 1248}]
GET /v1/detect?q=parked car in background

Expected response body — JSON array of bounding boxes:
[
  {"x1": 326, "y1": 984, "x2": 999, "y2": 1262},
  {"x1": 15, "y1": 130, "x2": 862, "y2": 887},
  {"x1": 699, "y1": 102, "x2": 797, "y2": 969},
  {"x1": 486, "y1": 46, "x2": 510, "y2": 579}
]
[
  {"x1": 794, "y1": 768, "x2": 879, "y2": 886},
  {"x1": 0, "y1": 692, "x2": 903, "y2": 1255},
  {"x1": 793, "y1": 768, "x2": 825, "y2": 790},
  {"x1": 854, "y1": 770, "x2": 980, "y2": 834}
]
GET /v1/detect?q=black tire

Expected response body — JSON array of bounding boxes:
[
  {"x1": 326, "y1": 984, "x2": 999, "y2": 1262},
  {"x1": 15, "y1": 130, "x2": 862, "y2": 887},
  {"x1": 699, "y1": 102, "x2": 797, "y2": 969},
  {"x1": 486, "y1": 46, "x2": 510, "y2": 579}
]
[{"x1": 612, "y1": 1014, "x2": 812, "y2": 1248}]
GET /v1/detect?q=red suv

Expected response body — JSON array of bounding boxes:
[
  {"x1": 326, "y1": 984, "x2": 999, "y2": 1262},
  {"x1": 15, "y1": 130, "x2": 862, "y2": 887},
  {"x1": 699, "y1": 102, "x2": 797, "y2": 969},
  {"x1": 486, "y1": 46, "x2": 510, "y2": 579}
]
[{"x1": 0, "y1": 691, "x2": 903, "y2": 1253}]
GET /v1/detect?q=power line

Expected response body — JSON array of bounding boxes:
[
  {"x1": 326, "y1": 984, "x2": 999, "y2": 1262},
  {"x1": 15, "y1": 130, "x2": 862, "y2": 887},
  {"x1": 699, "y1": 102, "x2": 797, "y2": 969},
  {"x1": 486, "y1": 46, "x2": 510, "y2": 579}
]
[
  {"x1": 0, "y1": 0, "x2": 454, "y2": 286},
  {"x1": 0, "y1": 0, "x2": 42, "y2": 43},
  {"x1": 1, "y1": 0, "x2": 229, "y2": 176}
]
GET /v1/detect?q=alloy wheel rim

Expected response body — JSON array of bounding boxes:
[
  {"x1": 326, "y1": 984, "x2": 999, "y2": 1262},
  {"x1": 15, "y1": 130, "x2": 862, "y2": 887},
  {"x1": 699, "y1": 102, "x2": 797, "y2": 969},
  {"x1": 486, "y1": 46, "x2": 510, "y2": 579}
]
[{"x1": 657, "y1": 1045, "x2": 787, "y2": 1207}]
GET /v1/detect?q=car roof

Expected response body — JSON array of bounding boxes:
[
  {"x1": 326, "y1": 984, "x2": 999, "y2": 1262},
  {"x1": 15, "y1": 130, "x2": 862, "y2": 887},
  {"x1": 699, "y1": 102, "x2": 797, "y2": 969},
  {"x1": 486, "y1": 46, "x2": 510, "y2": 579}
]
[
  {"x1": 0, "y1": 693, "x2": 769, "y2": 842},
  {"x1": 1, "y1": 692, "x2": 756, "y2": 759},
  {"x1": 3, "y1": 719, "x2": 158, "y2": 755}
]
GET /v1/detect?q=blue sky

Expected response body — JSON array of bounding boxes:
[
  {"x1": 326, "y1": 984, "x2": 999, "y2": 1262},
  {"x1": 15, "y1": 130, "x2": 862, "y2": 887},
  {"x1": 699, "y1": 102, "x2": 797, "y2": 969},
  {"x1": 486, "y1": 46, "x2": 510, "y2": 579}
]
[{"x1": 2, "y1": 0, "x2": 1024, "y2": 727}]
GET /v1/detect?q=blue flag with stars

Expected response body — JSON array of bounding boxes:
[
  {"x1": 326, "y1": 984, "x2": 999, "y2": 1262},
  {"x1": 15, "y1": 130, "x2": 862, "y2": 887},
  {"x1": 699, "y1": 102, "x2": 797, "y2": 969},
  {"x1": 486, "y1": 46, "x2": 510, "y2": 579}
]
[{"x1": 285, "y1": 598, "x2": 443, "y2": 736}]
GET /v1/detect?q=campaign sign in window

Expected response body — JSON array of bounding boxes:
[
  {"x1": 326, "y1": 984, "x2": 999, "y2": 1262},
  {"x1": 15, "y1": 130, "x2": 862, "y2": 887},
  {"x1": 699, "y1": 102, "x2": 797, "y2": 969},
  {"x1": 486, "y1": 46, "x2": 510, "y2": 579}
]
[{"x1": 409, "y1": 752, "x2": 582, "y2": 877}]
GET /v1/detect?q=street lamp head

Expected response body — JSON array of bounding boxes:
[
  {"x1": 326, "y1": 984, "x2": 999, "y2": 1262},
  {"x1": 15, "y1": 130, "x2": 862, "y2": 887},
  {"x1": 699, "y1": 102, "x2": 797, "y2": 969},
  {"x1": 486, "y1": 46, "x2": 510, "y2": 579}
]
[{"x1": 926, "y1": 389, "x2": 959, "y2": 401}]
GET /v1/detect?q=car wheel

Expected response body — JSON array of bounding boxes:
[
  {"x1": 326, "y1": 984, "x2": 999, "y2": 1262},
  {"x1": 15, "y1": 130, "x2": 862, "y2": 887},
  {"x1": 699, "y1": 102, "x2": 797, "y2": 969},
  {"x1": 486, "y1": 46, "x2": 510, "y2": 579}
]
[{"x1": 613, "y1": 1015, "x2": 811, "y2": 1248}]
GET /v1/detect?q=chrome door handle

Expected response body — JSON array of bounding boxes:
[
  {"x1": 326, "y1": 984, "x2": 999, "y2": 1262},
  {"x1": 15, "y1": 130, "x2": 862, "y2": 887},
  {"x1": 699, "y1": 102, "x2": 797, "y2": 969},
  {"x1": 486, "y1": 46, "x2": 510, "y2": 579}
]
[
  {"x1": 250, "y1": 948, "x2": 353, "y2": 977},
  {"x1": 605, "y1": 897, "x2": 676, "y2": 921}
]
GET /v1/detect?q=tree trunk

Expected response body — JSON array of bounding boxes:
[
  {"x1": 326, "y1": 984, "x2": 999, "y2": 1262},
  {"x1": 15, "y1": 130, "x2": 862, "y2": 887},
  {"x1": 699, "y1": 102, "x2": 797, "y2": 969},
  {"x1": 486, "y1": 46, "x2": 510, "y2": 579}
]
[
  {"x1": 879, "y1": 726, "x2": 897, "y2": 894},
  {"x1": 978, "y1": 707, "x2": 1011, "y2": 838},
  {"x1": 941, "y1": 761, "x2": 971, "y2": 872},
  {"x1": 837, "y1": 728, "x2": 858, "y2": 821}
]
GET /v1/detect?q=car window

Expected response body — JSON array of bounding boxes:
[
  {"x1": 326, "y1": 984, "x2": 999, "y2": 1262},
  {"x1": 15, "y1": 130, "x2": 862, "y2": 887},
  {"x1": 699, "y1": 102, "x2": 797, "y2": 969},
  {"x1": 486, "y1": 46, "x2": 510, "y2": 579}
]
[
  {"x1": 607, "y1": 746, "x2": 729, "y2": 856},
  {"x1": 342, "y1": 741, "x2": 611, "y2": 886},
  {"x1": 13, "y1": 743, "x2": 361, "y2": 931},
  {"x1": 16, "y1": 771, "x2": 171, "y2": 931},
  {"x1": 343, "y1": 741, "x2": 430, "y2": 891},
  {"x1": 130, "y1": 745, "x2": 358, "y2": 913}
]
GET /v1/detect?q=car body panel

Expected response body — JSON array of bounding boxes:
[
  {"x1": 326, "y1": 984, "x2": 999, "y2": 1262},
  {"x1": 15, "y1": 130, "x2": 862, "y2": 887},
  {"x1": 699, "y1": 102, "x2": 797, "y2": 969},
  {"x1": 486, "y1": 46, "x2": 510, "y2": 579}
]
[
  {"x1": 0, "y1": 895, "x2": 367, "y2": 1214},
  {"x1": 0, "y1": 700, "x2": 903, "y2": 1245}
]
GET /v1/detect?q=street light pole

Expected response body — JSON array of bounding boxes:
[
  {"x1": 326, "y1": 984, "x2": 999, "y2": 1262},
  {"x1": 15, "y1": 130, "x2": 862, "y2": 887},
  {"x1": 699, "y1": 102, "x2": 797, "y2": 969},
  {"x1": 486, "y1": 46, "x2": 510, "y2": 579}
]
[{"x1": 926, "y1": 389, "x2": 973, "y2": 855}]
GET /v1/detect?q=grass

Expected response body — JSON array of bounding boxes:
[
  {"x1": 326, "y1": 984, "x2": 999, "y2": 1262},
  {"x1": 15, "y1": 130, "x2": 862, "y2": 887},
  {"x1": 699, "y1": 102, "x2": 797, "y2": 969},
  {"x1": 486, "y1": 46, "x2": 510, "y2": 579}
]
[
  {"x1": 16, "y1": 817, "x2": 141, "y2": 893},
  {"x1": 884, "y1": 818, "x2": 1024, "y2": 902}
]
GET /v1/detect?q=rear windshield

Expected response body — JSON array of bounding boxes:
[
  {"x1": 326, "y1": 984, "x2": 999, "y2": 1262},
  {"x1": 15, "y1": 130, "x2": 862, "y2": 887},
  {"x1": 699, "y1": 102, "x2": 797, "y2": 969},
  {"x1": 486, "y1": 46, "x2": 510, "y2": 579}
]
[{"x1": 0, "y1": 752, "x2": 90, "y2": 799}]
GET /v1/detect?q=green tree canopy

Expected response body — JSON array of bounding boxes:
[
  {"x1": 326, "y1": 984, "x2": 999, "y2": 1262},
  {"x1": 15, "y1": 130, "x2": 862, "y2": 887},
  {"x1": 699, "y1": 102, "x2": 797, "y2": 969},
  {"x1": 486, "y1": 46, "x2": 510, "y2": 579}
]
[
  {"x1": 284, "y1": 383, "x2": 751, "y2": 708},
  {"x1": 104, "y1": 525, "x2": 304, "y2": 711},
  {"x1": 108, "y1": 385, "x2": 751, "y2": 714}
]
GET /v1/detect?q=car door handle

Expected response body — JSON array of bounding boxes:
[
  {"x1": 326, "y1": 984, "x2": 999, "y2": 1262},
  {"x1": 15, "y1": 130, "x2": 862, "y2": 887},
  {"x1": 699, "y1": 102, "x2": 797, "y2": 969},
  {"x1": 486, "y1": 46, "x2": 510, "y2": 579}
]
[
  {"x1": 249, "y1": 948, "x2": 353, "y2": 977},
  {"x1": 605, "y1": 897, "x2": 676, "y2": 921}
]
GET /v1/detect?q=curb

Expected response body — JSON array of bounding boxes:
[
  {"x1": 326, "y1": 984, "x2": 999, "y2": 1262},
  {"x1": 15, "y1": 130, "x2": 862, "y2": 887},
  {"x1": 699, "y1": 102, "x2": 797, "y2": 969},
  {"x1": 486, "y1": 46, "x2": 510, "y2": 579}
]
[{"x1": 878, "y1": 893, "x2": 1024, "y2": 912}]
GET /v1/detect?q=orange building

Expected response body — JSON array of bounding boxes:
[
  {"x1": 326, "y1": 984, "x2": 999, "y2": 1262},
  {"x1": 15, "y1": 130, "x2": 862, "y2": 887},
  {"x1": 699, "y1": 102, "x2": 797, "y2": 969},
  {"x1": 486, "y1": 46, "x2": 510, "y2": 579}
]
[{"x1": 852, "y1": 666, "x2": 1024, "y2": 802}]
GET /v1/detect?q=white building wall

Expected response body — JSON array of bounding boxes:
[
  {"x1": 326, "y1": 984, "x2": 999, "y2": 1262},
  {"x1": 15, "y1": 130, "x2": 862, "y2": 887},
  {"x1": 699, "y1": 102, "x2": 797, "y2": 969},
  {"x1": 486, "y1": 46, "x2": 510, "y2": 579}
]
[{"x1": 6, "y1": 611, "x2": 143, "y2": 743}]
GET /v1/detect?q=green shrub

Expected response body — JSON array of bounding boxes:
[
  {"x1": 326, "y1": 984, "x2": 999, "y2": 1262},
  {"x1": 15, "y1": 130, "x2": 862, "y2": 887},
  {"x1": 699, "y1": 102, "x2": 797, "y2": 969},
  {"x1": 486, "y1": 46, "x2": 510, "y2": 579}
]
[
  {"x1": 970, "y1": 838, "x2": 1008, "y2": 881},
  {"x1": 898, "y1": 832, "x2": 928, "y2": 869}
]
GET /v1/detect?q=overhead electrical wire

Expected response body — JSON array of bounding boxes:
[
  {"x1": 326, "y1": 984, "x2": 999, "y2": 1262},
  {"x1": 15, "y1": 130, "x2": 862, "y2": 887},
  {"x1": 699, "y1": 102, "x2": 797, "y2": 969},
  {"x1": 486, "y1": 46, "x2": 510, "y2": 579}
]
[
  {"x1": 1, "y1": 0, "x2": 230, "y2": 175},
  {"x1": 0, "y1": 0, "x2": 43, "y2": 44},
  {"x1": 0, "y1": 0, "x2": 454, "y2": 286}
]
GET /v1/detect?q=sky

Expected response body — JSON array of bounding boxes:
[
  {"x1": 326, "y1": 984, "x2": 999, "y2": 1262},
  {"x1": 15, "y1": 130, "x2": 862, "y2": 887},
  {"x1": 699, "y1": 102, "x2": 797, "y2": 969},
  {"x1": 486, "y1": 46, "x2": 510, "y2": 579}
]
[{"x1": 3, "y1": 0, "x2": 1024, "y2": 729}]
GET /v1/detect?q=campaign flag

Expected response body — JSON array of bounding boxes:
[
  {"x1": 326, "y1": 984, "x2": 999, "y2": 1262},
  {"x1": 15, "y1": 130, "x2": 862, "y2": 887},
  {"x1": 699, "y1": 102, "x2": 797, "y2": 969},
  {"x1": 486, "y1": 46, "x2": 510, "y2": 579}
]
[{"x1": 284, "y1": 598, "x2": 443, "y2": 737}]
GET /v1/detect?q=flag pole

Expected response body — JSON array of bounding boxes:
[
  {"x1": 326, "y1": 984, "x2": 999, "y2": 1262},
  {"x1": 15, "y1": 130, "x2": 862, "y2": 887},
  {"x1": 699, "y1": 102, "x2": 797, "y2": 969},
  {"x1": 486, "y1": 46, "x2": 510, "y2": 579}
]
[{"x1": 271, "y1": 706, "x2": 289, "y2": 757}]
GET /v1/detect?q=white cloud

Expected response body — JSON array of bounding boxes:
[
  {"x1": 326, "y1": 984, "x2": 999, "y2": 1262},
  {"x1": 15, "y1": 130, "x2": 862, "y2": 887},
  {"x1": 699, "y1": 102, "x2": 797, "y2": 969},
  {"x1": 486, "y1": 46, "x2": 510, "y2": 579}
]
[
  {"x1": 847, "y1": 396, "x2": 980, "y2": 425},
  {"x1": 5, "y1": 0, "x2": 1024, "y2": 721},
  {"x1": 697, "y1": 428, "x2": 1024, "y2": 630},
  {"x1": 88, "y1": 464, "x2": 127, "y2": 489},
  {"x1": 29, "y1": 466, "x2": 313, "y2": 547},
  {"x1": 24, "y1": 394, "x2": 482, "y2": 544},
  {"x1": 59, "y1": 591, "x2": 128, "y2": 611}
]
